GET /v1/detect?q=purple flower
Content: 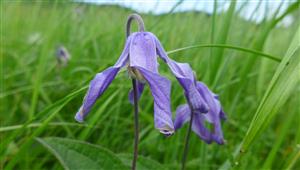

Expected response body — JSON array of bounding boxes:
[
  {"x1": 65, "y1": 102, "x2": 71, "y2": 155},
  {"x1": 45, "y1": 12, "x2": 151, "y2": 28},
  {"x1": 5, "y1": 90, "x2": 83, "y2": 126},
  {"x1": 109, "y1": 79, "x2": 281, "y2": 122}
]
[
  {"x1": 56, "y1": 46, "x2": 71, "y2": 67},
  {"x1": 74, "y1": 31, "x2": 225, "y2": 139},
  {"x1": 174, "y1": 82, "x2": 226, "y2": 144},
  {"x1": 75, "y1": 32, "x2": 175, "y2": 135}
]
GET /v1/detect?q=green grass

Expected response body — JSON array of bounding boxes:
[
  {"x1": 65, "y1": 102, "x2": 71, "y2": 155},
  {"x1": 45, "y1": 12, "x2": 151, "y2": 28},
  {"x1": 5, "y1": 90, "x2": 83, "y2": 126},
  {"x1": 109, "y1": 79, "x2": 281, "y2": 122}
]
[{"x1": 1, "y1": 1, "x2": 300, "y2": 170}]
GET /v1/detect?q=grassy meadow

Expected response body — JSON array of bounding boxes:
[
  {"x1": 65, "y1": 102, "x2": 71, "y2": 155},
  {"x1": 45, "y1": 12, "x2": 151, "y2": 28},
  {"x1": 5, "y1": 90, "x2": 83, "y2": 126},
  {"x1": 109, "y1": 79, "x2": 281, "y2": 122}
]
[{"x1": 1, "y1": 1, "x2": 300, "y2": 170}]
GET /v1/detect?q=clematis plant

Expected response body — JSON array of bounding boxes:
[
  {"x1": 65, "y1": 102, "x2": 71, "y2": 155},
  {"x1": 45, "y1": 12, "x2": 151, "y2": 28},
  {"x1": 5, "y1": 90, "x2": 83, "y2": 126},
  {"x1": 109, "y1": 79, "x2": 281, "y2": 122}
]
[
  {"x1": 75, "y1": 14, "x2": 226, "y2": 170},
  {"x1": 75, "y1": 18, "x2": 175, "y2": 136}
]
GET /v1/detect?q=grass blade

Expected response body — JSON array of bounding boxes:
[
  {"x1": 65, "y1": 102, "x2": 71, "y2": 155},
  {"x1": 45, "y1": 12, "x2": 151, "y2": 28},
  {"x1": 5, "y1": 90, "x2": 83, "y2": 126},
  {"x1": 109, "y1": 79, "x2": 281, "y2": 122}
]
[
  {"x1": 262, "y1": 107, "x2": 296, "y2": 169},
  {"x1": 238, "y1": 26, "x2": 300, "y2": 160},
  {"x1": 283, "y1": 149, "x2": 300, "y2": 170},
  {"x1": 167, "y1": 44, "x2": 281, "y2": 62},
  {"x1": 210, "y1": 0, "x2": 236, "y2": 84}
]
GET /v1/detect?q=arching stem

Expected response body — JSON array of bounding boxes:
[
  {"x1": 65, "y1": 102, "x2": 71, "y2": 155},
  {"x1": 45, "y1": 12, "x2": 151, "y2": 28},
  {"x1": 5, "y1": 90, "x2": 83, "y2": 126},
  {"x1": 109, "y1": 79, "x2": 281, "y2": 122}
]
[
  {"x1": 126, "y1": 13, "x2": 145, "y2": 170},
  {"x1": 126, "y1": 14, "x2": 145, "y2": 37}
]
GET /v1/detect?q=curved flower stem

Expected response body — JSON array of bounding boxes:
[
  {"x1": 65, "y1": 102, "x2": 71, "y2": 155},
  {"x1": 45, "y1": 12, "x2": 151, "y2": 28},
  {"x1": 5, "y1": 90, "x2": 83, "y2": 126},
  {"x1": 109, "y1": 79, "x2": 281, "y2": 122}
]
[
  {"x1": 181, "y1": 108, "x2": 194, "y2": 170},
  {"x1": 126, "y1": 14, "x2": 145, "y2": 37},
  {"x1": 126, "y1": 13, "x2": 145, "y2": 170}
]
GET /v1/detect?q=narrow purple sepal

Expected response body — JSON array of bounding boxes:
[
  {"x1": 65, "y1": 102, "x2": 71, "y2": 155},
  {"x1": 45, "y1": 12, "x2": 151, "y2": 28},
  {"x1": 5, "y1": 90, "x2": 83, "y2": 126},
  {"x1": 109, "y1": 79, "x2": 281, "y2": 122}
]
[
  {"x1": 153, "y1": 35, "x2": 209, "y2": 113},
  {"x1": 174, "y1": 104, "x2": 213, "y2": 144},
  {"x1": 174, "y1": 104, "x2": 191, "y2": 130},
  {"x1": 135, "y1": 66, "x2": 175, "y2": 136},
  {"x1": 192, "y1": 114, "x2": 213, "y2": 144},
  {"x1": 74, "y1": 107, "x2": 84, "y2": 123},
  {"x1": 74, "y1": 36, "x2": 131, "y2": 122}
]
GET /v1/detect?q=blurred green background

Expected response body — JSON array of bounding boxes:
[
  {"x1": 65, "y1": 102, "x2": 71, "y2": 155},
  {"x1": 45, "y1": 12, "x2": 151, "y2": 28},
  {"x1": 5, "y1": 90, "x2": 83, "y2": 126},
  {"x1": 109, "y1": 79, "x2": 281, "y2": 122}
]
[{"x1": 1, "y1": 0, "x2": 299, "y2": 169}]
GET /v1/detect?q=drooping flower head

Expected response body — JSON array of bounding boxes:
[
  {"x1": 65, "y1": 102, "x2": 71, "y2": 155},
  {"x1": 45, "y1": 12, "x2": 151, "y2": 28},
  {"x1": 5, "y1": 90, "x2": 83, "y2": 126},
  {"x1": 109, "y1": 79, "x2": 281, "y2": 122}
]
[
  {"x1": 56, "y1": 46, "x2": 71, "y2": 67},
  {"x1": 75, "y1": 31, "x2": 176, "y2": 135},
  {"x1": 174, "y1": 82, "x2": 226, "y2": 144},
  {"x1": 75, "y1": 14, "x2": 226, "y2": 142},
  {"x1": 155, "y1": 36, "x2": 226, "y2": 144}
]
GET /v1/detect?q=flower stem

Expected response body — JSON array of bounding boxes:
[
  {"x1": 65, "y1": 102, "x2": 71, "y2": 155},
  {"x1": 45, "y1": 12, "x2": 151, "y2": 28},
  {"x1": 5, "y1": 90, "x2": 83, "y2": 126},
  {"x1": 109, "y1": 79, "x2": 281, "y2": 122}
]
[
  {"x1": 181, "y1": 109, "x2": 194, "y2": 170},
  {"x1": 131, "y1": 79, "x2": 139, "y2": 170},
  {"x1": 126, "y1": 14, "x2": 145, "y2": 37},
  {"x1": 126, "y1": 13, "x2": 145, "y2": 170}
]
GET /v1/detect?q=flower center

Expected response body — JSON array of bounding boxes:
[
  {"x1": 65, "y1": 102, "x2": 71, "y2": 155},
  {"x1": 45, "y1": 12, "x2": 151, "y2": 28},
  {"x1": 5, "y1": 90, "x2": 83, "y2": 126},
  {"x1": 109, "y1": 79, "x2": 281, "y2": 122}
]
[{"x1": 127, "y1": 66, "x2": 146, "y2": 82}]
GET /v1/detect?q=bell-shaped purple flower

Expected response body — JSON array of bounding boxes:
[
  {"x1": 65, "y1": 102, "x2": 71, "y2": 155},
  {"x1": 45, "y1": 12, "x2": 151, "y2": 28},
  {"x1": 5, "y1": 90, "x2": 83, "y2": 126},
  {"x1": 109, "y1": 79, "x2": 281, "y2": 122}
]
[
  {"x1": 75, "y1": 31, "x2": 226, "y2": 139},
  {"x1": 75, "y1": 32, "x2": 175, "y2": 135},
  {"x1": 174, "y1": 82, "x2": 226, "y2": 144}
]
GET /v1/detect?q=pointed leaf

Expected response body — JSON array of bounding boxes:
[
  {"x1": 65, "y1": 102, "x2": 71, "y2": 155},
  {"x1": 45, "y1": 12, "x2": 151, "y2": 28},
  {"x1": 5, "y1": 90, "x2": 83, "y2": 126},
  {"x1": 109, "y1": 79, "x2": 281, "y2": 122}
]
[
  {"x1": 37, "y1": 137, "x2": 130, "y2": 170},
  {"x1": 117, "y1": 153, "x2": 166, "y2": 170}
]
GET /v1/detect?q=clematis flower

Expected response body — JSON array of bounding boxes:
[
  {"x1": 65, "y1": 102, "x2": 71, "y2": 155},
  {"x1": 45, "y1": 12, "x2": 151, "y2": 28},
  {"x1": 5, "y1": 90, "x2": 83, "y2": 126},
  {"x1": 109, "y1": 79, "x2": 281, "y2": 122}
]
[
  {"x1": 56, "y1": 46, "x2": 71, "y2": 67},
  {"x1": 74, "y1": 30, "x2": 225, "y2": 138},
  {"x1": 174, "y1": 82, "x2": 226, "y2": 144},
  {"x1": 75, "y1": 32, "x2": 175, "y2": 135}
]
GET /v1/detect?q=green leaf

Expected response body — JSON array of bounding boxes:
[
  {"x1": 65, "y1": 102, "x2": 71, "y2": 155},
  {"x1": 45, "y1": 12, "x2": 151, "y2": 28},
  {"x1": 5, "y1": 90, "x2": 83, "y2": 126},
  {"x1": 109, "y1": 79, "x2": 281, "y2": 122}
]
[
  {"x1": 167, "y1": 44, "x2": 281, "y2": 62},
  {"x1": 36, "y1": 137, "x2": 130, "y2": 170},
  {"x1": 262, "y1": 106, "x2": 296, "y2": 169},
  {"x1": 117, "y1": 153, "x2": 166, "y2": 170},
  {"x1": 236, "y1": 26, "x2": 300, "y2": 159},
  {"x1": 0, "y1": 122, "x2": 87, "y2": 132},
  {"x1": 2, "y1": 86, "x2": 88, "y2": 166}
]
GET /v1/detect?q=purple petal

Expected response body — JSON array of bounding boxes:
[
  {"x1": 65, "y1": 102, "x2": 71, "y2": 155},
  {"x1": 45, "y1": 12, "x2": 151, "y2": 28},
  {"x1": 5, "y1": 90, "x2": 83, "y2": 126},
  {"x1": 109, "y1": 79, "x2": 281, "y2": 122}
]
[
  {"x1": 196, "y1": 82, "x2": 225, "y2": 144},
  {"x1": 75, "y1": 37, "x2": 131, "y2": 122},
  {"x1": 196, "y1": 83, "x2": 219, "y2": 122},
  {"x1": 192, "y1": 114, "x2": 213, "y2": 144},
  {"x1": 154, "y1": 35, "x2": 208, "y2": 113},
  {"x1": 211, "y1": 120, "x2": 225, "y2": 144},
  {"x1": 135, "y1": 66, "x2": 174, "y2": 136},
  {"x1": 128, "y1": 81, "x2": 145, "y2": 104},
  {"x1": 220, "y1": 109, "x2": 227, "y2": 120},
  {"x1": 174, "y1": 104, "x2": 191, "y2": 130},
  {"x1": 129, "y1": 32, "x2": 158, "y2": 73},
  {"x1": 127, "y1": 32, "x2": 158, "y2": 104},
  {"x1": 174, "y1": 82, "x2": 226, "y2": 144},
  {"x1": 196, "y1": 82, "x2": 221, "y2": 122},
  {"x1": 174, "y1": 104, "x2": 213, "y2": 144}
]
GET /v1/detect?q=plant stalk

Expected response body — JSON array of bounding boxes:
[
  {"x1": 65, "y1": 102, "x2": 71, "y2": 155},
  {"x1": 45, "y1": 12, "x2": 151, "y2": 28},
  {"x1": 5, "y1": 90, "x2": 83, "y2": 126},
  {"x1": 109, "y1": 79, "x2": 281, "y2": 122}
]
[
  {"x1": 126, "y1": 13, "x2": 145, "y2": 170},
  {"x1": 181, "y1": 108, "x2": 194, "y2": 170},
  {"x1": 131, "y1": 79, "x2": 139, "y2": 170}
]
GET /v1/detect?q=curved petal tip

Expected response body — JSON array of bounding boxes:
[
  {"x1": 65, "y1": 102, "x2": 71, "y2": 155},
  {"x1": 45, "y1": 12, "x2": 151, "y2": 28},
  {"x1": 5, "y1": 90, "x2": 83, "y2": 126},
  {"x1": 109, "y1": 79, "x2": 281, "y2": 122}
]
[
  {"x1": 74, "y1": 108, "x2": 84, "y2": 123},
  {"x1": 212, "y1": 135, "x2": 226, "y2": 145},
  {"x1": 160, "y1": 128, "x2": 175, "y2": 137}
]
